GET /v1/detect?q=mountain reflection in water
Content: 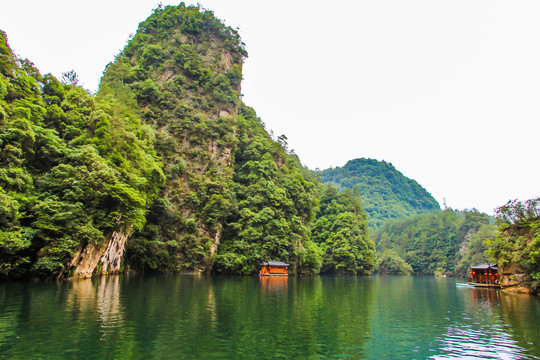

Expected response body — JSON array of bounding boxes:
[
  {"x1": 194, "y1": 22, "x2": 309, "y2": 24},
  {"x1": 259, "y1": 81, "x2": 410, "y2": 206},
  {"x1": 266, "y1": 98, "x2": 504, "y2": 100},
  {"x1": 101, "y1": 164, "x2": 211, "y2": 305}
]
[{"x1": 0, "y1": 275, "x2": 538, "y2": 359}]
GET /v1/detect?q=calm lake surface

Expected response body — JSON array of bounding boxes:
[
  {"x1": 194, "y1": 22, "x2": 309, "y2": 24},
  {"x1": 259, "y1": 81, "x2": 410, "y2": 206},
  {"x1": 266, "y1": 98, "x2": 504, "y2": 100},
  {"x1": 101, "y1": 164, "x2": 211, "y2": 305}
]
[{"x1": 1, "y1": 275, "x2": 539, "y2": 359}]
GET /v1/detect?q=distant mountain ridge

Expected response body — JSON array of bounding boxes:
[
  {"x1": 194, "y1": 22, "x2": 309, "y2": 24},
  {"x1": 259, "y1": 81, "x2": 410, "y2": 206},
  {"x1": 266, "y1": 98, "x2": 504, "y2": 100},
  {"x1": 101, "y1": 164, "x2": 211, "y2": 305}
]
[{"x1": 319, "y1": 158, "x2": 440, "y2": 227}]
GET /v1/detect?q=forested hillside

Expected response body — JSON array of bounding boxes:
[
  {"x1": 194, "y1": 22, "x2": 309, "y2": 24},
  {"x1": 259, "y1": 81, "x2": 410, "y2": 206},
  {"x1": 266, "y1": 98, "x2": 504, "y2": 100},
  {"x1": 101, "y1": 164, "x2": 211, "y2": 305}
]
[
  {"x1": 311, "y1": 185, "x2": 376, "y2": 274},
  {"x1": 319, "y1": 158, "x2": 440, "y2": 227},
  {"x1": 372, "y1": 209, "x2": 497, "y2": 276},
  {"x1": 0, "y1": 3, "x2": 375, "y2": 279},
  {"x1": 0, "y1": 29, "x2": 164, "y2": 278},
  {"x1": 488, "y1": 198, "x2": 540, "y2": 292}
]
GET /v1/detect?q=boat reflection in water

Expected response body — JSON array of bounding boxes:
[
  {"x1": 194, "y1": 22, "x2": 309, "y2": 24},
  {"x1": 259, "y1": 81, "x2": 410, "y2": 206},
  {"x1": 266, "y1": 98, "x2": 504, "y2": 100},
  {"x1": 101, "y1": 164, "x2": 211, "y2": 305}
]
[
  {"x1": 259, "y1": 276, "x2": 288, "y2": 293},
  {"x1": 471, "y1": 287, "x2": 501, "y2": 304}
]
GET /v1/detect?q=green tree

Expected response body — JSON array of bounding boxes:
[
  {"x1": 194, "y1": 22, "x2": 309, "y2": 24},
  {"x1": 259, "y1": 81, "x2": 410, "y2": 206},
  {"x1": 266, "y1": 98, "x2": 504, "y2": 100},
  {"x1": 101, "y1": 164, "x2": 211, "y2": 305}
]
[
  {"x1": 488, "y1": 197, "x2": 540, "y2": 280},
  {"x1": 311, "y1": 185, "x2": 376, "y2": 274},
  {"x1": 377, "y1": 249, "x2": 413, "y2": 275}
]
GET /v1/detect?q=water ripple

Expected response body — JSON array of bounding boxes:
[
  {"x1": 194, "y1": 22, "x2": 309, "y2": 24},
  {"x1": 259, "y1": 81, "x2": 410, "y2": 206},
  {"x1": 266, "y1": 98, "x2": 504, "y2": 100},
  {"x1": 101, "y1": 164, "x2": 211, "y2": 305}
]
[{"x1": 432, "y1": 322, "x2": 539, "y2": 359}]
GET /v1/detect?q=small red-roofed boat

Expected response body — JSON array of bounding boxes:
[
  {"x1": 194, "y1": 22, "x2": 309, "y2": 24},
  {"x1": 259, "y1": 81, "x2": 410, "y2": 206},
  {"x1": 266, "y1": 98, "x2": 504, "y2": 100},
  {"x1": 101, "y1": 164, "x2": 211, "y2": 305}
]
[
  {"x1": 467, "y1": 264, "x2": 501, "y2": 288},
  {"x1": 259, "y1": 261, "x2": 289, "y2": 276}
]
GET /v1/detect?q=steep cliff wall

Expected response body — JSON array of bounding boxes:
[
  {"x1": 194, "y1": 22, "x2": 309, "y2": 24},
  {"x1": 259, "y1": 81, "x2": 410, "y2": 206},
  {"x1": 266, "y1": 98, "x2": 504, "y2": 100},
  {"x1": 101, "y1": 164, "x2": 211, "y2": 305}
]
[
  {"x1": 68, "y1": 231, "x2": 128, "y2": 278},
  {"x1": 97, "y1": 4, "x2": 322, "y2": 275}
]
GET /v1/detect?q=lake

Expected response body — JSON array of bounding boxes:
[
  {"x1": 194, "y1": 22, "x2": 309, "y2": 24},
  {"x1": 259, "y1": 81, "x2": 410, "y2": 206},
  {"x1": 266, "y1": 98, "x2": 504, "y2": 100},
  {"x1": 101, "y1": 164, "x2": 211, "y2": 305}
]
[{"x1": 0, "y1": 275, "x2": 539, "y2": 359}]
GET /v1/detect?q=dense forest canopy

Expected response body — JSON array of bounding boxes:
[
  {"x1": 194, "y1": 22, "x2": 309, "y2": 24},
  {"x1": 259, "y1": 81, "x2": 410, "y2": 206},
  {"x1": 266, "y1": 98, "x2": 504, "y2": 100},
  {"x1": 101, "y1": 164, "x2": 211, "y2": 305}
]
[
  {"x1": 488, "y1": 198, "x2": 540, "y2": 281},
  {"x1": 0, "y1": 3, "x2": 376, "y2": 279},
  {"x1": 311, "y1": 185, "x2": 375, "y2": 274},
  {"x1": 372, "y1": 209, "x2": 497, "y2": 276},
  {"x1": 99, "y1": 3, "x2": 329, "y2": 275},
  {"x1": 319, "y1": 158, "x2": 440, "y2": 228},
  {"x1": 0, "y1": 29, "x2": 162, "y2": 278}
]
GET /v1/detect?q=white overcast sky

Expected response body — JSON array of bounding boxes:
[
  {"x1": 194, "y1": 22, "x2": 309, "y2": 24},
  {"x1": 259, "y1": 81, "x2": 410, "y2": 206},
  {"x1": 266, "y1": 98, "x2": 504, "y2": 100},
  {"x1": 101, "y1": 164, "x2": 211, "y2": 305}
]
[{"x1": 1, "y1": 0, "x2": 539, "y2": 215}]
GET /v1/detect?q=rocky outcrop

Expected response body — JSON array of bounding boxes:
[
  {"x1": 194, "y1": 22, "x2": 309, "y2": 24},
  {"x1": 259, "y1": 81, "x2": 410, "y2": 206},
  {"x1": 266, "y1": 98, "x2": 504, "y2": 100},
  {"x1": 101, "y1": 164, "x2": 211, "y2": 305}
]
[
  {"x1": 499, "y1": 264, "x2": 539, "y2": 294},
  {"x1": 67, "y1": 231, "x2": 128, "y2": 279},
  {"x1": 100, "y1": 231, "x2": 128, "y2": 273},
  {"x1": 206, "y1": 228, "x2": 222, "y2": 272},
  {"x1": 501, "y1": 281, "x2": 539, "y2": 295}
]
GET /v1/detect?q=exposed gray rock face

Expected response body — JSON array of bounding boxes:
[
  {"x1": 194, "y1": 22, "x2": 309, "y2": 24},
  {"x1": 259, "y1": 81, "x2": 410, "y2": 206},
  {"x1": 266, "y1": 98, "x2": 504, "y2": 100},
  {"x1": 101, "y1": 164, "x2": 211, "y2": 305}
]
[{"x1": 68, "y1": 231, "x2": 128, "y2": 278}]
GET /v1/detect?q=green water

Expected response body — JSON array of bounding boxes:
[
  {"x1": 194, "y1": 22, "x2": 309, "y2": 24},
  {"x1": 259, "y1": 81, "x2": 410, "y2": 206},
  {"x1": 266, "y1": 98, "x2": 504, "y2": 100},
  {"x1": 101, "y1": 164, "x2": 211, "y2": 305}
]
[{"x1": 0, "y1": 275, "x2": 539, "y2": 359}]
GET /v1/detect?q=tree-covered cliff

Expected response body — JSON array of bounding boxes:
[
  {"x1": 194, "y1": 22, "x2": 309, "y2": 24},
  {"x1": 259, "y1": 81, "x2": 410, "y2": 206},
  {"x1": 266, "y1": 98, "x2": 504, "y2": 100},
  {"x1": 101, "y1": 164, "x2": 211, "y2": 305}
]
[
  {"x1": 488, "y1": 198, "x2": 540, "y2": 292},
  {"x1": 98, "y1": 4, "x2": 325, "y2": 275},
  {"x1": 311, "y1": 185, "x2": 375, "y2": 274},
  {"x1": 0, "y1": 3, "x2": 375, "y2": 279},
  {"x1": 319, "y1": 158, "x2": 440, "y2": 228},
  {"x1": 0, "y1": 30, "x2": 162, "y2": 278}
]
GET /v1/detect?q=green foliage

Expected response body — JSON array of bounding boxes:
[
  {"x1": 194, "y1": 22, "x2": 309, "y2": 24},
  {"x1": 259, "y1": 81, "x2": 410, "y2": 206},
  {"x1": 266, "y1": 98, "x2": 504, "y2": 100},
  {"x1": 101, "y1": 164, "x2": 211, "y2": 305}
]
[
  {"x1": 215, "y1": 105, "x2": 321, "y2": 275},
  {"x1": 488, "y1": 198, "x2": 540, "y2": 280},
  {"x1": 319, "y1": 158, "x2": 440, "y2": 228},
  {"x1": 1, "y1": 4, "x2": 433, "y2": 279},
  {"x1": 99, "y1": 3, "x2": 320, "y2": 275},
  {"x1": 133, "y1": 79, "x2": 160, "y2": 104},
  {"x1": 495, "y1": 198, "x2": 540, "y2": 226},
  {"x1": 0, "y1": 28, "x2": 161, "y2": 279},
  {"x1": 311, "y1": 185, "x2": 376, "y2": 274},
  {"x1": 377, "y1": 249, "x2": 413, "y2": 275},
  {"x1": 434, "y1": 267, "x2": 446, "y2": 277},
  {"x1": 454, "y1": 223, "x2": 494, "y2": 276},
  {"x1": 0, "y1": 189, "x2": 32, "y2": 277},
  {"x1": 373, "y1": 209, "x2": 497, "y2": 275}
]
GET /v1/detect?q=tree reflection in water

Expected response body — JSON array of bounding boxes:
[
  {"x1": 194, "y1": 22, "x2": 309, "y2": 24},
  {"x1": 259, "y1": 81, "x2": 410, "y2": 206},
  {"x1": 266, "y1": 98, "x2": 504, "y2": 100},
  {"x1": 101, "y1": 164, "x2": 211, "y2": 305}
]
[{"x1": 0, "y1": 275, "x2": 538, "y2": 359}]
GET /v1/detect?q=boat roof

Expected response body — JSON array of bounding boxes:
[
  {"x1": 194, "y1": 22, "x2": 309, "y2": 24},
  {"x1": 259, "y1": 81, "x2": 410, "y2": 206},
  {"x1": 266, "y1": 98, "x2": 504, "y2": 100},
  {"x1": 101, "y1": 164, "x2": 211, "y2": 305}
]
[
  {"x1": 470, "y1": 264, "x2": 498, "y2": 270},
  {"x1": 260, "y1": 261, "x2": 289, "y2": 267}
]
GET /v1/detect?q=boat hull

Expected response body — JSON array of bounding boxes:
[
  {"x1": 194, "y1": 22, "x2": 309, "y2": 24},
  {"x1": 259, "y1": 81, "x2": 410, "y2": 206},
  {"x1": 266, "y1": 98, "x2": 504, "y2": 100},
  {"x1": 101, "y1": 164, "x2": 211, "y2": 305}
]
[
  {"x1": 259, "y1": 273, "x2": 288, "y2": 277},
  {"x1": 467, "y1": 282, "x2": 501, "y2": 288}
]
